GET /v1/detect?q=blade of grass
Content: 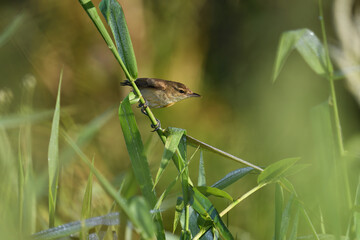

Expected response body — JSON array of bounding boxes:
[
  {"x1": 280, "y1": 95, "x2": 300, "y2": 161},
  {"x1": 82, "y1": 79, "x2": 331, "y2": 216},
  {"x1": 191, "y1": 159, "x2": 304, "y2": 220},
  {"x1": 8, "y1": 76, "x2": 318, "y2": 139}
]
[
  {"x1": 0, "y1": 13, "x2": 25, "y2": 48},
  {"x1": 48, "y1": 70, "x2": 62, "y2": 228},
  {"x1": 20, "y1": 74, "x2": 37, "y2": 235},
  {"x1": 62, "y1": 133, "x2": 155, "y2": 239},
  {"x1": 0, "y1": 127, "x2": 18, "y2": 239},
  {"x1": 128, "y1": 196, "x2": 156, "y2": 239},
  {"x1": 279, "y1": 194, "x2": 295, "y2": 240},
  {"x1": 195, "y1": 186, "x2": 233, "y2": 201},
  {"x1": 220, "y1": 183, "x2": 267, "y2": 217},
  {"x1": 257, "y1": 157, "x2": 300, "y2": 185},
  {"x1": 0, "y1": 110, "x2": 54, "y2": 129},
  {"x1": 80, "y1": 157, "x2": 94, "y2": 240},
  {"x1": 274, "y1": 183, "x2": 283, "y2": 240},
  {"x1": 190, "y1": 187, "x2": 234, "y2": 240},
  {"x1": 354, "y1": 175, "x2": 360, "y2": 238},
  {"x1": 99, "y1": 0, "x2": 138, "y2": 79},
  {"x1": 17, "y1": 134, "x2": 24, "y2": 235},
  {"x1": 60, "y1": 106, "x2": 115, "y2": 166},
  {"x1": 318, "y1": 0, "x2": 350, "y2": 209},
  {"x1": 78, "y1": 0, "x2": 132, "y2": 80},
  {"x1": 211, "y1": 167, "x2": 254, "y2": 190},
  {"x1": 310, "y1": 102, "x2": 341, "y2": 237},
  {"x1": 197, "y1": 149, "x2": 206, "y2": 186},
  {"x1": 288, "y1": 200, "x2": 300, "y2": 240},
  {"x1": 194, "y1": 183, "x2": 267, "y2": 240},
  {"x1": 173, "y1": 197, "x2": 184, "y2": 233},
  {"x1": 32, "y1": 212, "x2": 121, "y2": 240},
  {"x1": 175, "y1": 134, "x2": 191, "y2": 234},
  {"x1": 300, "y1": 206, "x2": 320, "y2": 240},
  {"x1": 118, "y1": 95, "x2": 165, "y2": 239},
  {"x1": 154, "y1": 127, "x2": 185, "y2": 188}
]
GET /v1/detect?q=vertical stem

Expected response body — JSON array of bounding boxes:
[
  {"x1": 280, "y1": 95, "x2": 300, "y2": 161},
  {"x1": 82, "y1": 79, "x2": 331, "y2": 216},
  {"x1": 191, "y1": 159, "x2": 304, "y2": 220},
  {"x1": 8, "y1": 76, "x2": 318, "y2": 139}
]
[
  {"x1": 318, "y1": 0, "x2": 344, "y2": 155},
  {"x1": 318, "y1": 0, "x2": 352, "y2": 209},
  {"x1": 302, "y1": 207, "x2": 320, "y2": 240}
]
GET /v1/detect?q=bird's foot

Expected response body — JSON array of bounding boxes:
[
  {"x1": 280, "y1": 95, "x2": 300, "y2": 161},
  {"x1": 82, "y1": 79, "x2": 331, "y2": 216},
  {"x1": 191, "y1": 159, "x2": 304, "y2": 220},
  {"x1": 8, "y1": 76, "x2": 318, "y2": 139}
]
[
  {"x1": 151, "y1": 118, "x2": 162, "y2": 132},
  {"x1": 138, "y1": 102, "x2": 148, "y2": 115}
]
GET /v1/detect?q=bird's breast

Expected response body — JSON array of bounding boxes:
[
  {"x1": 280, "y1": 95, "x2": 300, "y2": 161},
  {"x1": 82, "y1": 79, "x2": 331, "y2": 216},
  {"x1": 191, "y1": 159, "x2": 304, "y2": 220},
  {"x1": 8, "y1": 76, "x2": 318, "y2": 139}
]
[{"x1": 140, "y1": 88, "x2": 173, "y2": 108}]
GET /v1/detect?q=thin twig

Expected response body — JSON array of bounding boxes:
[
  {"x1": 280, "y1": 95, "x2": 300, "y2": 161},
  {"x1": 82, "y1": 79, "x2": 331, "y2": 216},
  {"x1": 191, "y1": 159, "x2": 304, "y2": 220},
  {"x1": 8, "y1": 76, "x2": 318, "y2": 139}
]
[{"x1": 186, "y1": 135, "x2": 263, "y2": 172}]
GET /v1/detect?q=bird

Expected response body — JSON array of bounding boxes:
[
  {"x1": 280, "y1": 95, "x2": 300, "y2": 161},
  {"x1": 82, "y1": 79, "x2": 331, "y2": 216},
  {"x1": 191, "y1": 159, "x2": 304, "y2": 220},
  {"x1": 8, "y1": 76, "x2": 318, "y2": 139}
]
[{"x1": 121, "y1": 78, "x2": 200, "y2": 109}]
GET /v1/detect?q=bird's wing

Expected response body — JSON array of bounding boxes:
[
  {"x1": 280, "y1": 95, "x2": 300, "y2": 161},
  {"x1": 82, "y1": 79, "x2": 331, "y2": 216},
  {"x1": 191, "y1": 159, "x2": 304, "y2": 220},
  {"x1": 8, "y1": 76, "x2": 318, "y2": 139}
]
[{"x1": 135, "y1": 78, "x2": 166, "y2": 90}]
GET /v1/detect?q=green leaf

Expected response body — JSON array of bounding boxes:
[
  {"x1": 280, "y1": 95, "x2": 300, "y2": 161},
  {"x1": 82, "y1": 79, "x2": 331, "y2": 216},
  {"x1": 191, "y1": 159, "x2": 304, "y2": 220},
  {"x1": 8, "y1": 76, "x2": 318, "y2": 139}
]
[
  {"x1": 173, "y1": 197, "x2": 184, "y2": 233},
  {"x1": 154, "y1": 127, "x2": 185, "y2": 187},
  {"x1": 180, "y1": 230, "x2": 191, "y2": 240},
  {"x1": 279, "y1": 194, "x2": 295, "y2": 240},
  {"x1": 0, "y1": 127, "x2": 19, "y2": 239},
  {"x1": 0, "y1": 13, "x2": 25, "y2": 48},
  {"x1": 119, "y1": 95, "x2": 155, "y2": 204},
  {"x1": 32, "y1": 212, "x2": 120, "y2": 239},
  {"x1": 257, "y1": 157, "x2": 300, "y2": 185},
  {"x1": 354, "y1": 176, "x2": 360, "y2": 238},
  {"x1": 279, "y1": 177, "x2": 297, "y2": 194},
  {"x1": 81, "y1": 158, "x2": 94, "y2": 220},
  {"x1": 310, "y1": 102, "x2": 342, "y2": 237},
  {"x1": 196, "y1": 186, "x2": 233, "y2": 201},
  {"x1": 211, "y1": 167, "x2": 253, "y2": 190},
  {"x1": 48, "y1": 70, "x2": 62, "y2": 228},
  {"x1": 60, "y1": 106, "x2": 115, "y2": 167},
  {"x1": 128, "y1": 91, "x2": 139, "y2": 105},
  {"x1": 274, "y1": 183, "x2": 283, "y2": 240},
  {"x1": 0, "y1": 110, "x2": 54, "y2": 129},
  {"x1": 186, "y1": 206, "x2": 201, "y2": 238},
  {"x1": 100, "y1": 0, "x2": 138, "y2": 79},
  {"x1": 190, "y1": 188, "x2": 234, "y2": 240},
  {"x1": 273, "y1": 29, "x2": 328, "y2": 82},
  {"x1": 63, "y1": 133, "x2": 154, "y2": 239},
  {"x1": 128, "y1": 197, "x2": 156, "y2": 239},
  {"x1": 154, "y1": 171, "x2": 179, "y2": 212},
  {"x1": 80, "y1": 158, "x2": 94, "y2": 240},
  {"x1": 288, "y1": 200, "x2": 300, "y2": 240},
  {"x1": 197, "y1": 150, "x2": 206, "y2": 186},
  {"x1": 118, "y1": 94, "x2": 165, "y2": 239}
]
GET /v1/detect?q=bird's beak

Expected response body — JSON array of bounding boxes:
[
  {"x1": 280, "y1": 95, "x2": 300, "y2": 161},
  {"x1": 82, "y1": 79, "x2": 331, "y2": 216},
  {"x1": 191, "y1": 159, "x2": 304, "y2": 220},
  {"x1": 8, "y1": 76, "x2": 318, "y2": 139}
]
[{"x1": 189, "y1": 92, "x2": 201, "y2": 97}]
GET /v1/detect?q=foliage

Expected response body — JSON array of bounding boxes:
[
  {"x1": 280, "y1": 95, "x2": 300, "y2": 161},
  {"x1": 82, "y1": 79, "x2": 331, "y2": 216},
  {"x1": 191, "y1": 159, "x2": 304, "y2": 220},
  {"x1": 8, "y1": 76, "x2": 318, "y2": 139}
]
[{"x1": 0, "y1": 0, "x2": 358, "y2": 239}]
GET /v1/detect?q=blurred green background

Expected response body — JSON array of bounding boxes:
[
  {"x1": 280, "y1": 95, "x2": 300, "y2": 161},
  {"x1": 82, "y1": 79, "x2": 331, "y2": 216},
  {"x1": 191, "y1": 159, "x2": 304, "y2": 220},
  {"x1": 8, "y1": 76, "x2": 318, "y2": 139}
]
[{"x1": 1, "y1": 0, "x2": 360, "y2": 239}]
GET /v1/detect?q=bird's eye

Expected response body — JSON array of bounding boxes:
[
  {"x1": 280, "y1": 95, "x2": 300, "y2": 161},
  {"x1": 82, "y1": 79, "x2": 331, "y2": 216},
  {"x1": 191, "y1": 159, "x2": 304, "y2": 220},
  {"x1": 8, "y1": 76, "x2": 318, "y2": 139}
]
[{"x1": 178, "y1": 89, "x2": 185, "y2": 94}]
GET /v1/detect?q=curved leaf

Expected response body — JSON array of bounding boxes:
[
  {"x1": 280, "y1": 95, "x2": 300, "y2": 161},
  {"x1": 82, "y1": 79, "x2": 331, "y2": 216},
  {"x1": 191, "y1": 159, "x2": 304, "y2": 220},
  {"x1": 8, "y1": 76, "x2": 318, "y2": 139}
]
[
  {"x1": 154, "y1": 127, "x2": 185, "y2": 187},
  {"x1": 128, "y1": 197, "x2": 156, "y2": 239},
  {"x1": 190, "y1": 188, "x2": 234, "y2": 240},
  {"x1": 196, "y1": 186, "x2": 233, "y2": 201},
  {"x1": 119, "y1": 95, "x2": 165, "y2": 239},
  {"x1": 257, "y1": 157, "x2": 300, "y2": 184},
  {"x1": 32, "y1": 212, "x2": 120, "y2": 239},
  {"x1": 211, "y1": 167, "x2": 253, "y2": 190},
  {"x1": 100, "y1": 0, "x2": 138, "y2": 79},
  {"x1": 273, "y1": 29, "x2": 328, "y2": 81},
  {"x1": 48, "y1": 71, "x2": 62, "y2": 227}
]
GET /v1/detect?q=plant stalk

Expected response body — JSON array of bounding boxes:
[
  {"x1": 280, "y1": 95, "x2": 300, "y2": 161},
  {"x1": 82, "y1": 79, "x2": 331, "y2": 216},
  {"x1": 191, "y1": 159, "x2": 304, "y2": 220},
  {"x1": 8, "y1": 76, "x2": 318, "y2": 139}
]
[{"x1": 318, "y1": 0, "x2": 352, "y2": 209}]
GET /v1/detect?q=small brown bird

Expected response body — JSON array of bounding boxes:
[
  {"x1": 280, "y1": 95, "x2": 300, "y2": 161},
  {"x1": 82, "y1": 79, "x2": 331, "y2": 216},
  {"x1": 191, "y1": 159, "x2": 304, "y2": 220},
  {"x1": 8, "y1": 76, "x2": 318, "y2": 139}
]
[{"x1": 121, "y1": 78, "x2": 200, "y2": 108}]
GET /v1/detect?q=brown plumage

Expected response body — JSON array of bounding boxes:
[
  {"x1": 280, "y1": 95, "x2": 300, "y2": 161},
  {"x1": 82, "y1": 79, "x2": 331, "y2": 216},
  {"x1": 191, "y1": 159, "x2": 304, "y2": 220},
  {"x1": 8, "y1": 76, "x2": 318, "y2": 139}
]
[{"x1": 121, "y1": 78, "x2": 200, "y2": 108}]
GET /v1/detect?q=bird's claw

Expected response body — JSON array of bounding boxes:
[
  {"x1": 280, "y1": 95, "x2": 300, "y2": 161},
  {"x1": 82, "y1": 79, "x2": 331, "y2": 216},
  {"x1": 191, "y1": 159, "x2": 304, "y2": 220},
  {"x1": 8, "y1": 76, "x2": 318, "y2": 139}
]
[
  {"x1": 151, "y1": 118, "x2": 161, "y2": 132},
  {"x1": 138, "y1": 101, "x2": 161, "y2": 132},
  {"x1": 138, "y1": 102, "x2": 148, "y2": 115}
]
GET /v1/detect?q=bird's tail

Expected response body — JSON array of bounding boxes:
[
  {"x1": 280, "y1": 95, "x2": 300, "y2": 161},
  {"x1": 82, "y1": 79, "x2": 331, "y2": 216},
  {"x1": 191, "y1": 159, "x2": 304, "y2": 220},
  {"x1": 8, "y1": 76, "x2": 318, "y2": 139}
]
[{"x1": 120, "y1": 79, "x2": 131, "y2": 86}]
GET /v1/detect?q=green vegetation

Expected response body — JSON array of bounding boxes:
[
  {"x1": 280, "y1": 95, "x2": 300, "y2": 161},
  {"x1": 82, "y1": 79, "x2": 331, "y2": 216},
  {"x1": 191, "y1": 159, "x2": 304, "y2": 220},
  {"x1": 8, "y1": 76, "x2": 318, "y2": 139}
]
[{"x1": 0, "y1": 0, "x2": 359, "y2": 239}]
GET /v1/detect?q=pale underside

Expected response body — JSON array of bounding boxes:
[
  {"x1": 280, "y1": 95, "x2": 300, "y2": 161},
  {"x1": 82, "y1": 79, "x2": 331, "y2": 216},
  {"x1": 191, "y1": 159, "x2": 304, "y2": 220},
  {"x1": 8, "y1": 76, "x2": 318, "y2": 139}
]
[{"x1": 140, "y1": 88, "x2": 186, "y2": 108}]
